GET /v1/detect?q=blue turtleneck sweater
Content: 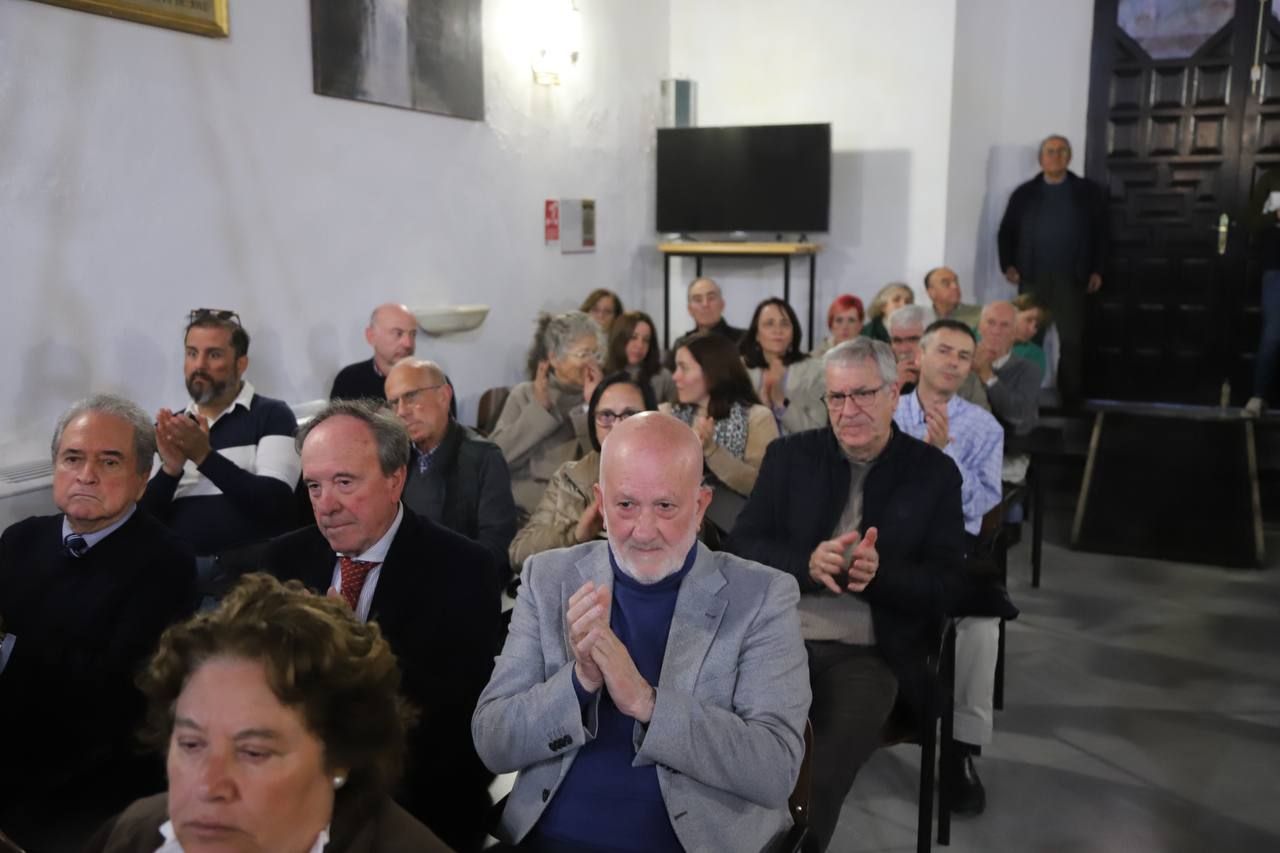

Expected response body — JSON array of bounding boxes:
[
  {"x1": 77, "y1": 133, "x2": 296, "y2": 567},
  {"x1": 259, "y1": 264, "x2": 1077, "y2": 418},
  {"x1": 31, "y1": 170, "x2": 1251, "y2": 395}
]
[{"x1": 532, "y1": 544, "x2": 697, "y2": 853}]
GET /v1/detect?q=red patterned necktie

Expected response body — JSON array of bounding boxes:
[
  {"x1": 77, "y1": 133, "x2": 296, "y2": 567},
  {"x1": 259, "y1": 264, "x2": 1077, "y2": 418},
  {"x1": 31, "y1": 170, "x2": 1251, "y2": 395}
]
[{"x1": 338, "y1": 556, "x2": 379, "y2": 610}]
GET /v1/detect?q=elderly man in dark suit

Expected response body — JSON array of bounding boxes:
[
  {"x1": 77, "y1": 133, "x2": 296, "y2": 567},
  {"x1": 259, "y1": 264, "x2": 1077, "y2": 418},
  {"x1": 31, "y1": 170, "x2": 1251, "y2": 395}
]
[
  {"x1": 473, "y1": 412, "x2": 810, "y2": 853},
  {"x1": 0, "y1": 394, "x2": 196, "y2": 850},
  {"x1": 386, "y1": 357, "x2": 517, "y2": 589},
  {"x1": 727, "y1": 338, "x2": 967, "y2": 852},
  {"x1": 260, "y1": 399, "x2": 500, "y2": 852}
]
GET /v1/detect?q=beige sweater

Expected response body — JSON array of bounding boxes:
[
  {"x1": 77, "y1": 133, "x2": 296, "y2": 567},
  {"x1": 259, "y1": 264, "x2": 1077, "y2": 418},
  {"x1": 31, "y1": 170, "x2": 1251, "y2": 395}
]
[
  {"x1": 658, "y1": 402, "x2": 779, "y2": 496},
  {"x1": 489, "y1": 379, "x2": 590, "y2": 516},
  {"x1": 508, "y1": 451, "x2": 601, "y2": 571}
]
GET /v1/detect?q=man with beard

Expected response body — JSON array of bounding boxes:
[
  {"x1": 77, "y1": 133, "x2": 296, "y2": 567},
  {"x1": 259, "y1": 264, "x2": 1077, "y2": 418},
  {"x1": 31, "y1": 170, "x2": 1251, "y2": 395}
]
[
  {"x1": 473, "y1": 413, "x2": 809, "y2": 853},
  {"x1": 141, "y1": 309, "x2": 300, "y2": 562}
]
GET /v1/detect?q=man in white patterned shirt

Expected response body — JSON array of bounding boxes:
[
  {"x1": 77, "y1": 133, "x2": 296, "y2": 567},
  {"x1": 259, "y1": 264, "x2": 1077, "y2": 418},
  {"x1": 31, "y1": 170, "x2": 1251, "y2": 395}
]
[{"x1": 893, "y1": 318, "x2": 1006, "y2": 816}]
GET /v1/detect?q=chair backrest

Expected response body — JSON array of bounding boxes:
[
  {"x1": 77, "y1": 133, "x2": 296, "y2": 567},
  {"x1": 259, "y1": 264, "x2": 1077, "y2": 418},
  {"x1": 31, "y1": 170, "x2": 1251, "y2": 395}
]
[
  {"x1": 789, "y1": 719, "x2": 815, "y2": 827},
  {"x1": 476, "y1": 386, "x2": 510, "y2": 436}
]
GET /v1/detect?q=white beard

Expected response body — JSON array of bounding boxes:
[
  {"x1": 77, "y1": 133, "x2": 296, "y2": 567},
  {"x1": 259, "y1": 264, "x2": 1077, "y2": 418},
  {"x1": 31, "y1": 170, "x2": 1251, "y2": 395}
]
[{"x1": 609, "y1": 529, "x2": 698, "y2": 584}]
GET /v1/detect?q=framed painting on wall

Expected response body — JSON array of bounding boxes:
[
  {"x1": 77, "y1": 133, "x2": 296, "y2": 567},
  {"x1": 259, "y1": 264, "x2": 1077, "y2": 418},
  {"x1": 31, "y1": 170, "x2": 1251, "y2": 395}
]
[
  {"x1": 310, "y1": 0, "x2": 485, "y2": 121},
  {"x1": 29, "y1": 0, "x2": 229, "y2": 37}
]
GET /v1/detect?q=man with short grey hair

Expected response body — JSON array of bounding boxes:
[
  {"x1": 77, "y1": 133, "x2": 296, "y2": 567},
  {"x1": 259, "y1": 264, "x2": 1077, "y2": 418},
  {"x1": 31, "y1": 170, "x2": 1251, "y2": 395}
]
[
  {"x1": 729, "y1": 338, "x2": 966, "y2": 851},
  {"x1": 0, "y1": 394, "x2": 196, "y2": 849},
  {"x1": 261, "y1": 398, "x2": 500, "y2": 850},
  {"x1": 665, "y1": 276, "x2": 747, "y2": 367},
  {"x1": 998, "y1": 134, "x2": 1108, "y2": 410},
  {"x1": 474, "y1": 412, "x2": 810, "y2": 852}
]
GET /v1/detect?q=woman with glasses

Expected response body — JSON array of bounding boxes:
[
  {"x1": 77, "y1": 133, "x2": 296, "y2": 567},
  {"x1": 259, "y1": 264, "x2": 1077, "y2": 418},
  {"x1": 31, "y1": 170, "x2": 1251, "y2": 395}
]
[
  {"x1": 604, "y1": 310, "x2": 677, "y2": 404},
  {"x1": 662, "y1": 333, "x2": 779, "y2": 504},
  {"x1": 508, "y1": 372, "x2": 656, "y2": 569},
  {"x1": 491, "y1": 312, "x2": 605, "y2": 518},
  {"x1": 740, "y1": 297, "x2": 828, "y2": 435}
]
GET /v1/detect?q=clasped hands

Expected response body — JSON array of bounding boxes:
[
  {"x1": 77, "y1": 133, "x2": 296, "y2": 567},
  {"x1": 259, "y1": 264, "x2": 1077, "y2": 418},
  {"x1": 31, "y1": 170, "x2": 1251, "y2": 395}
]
[
  {"x1": 808, "y1": 526, "x2": 880, "y2": 594},
  {"x1": 567, "y1": 581, "x2": 656, "y2": 723},
  {"x1": 154, "y1": 408, "x2": 213, "y2": 476}
]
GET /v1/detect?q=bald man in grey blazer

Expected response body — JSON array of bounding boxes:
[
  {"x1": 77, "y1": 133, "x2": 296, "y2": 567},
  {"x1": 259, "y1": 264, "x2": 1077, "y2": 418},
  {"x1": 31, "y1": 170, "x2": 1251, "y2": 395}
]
[{"x1": 472, "y1": 413, "x2": 810, "y2": 853}]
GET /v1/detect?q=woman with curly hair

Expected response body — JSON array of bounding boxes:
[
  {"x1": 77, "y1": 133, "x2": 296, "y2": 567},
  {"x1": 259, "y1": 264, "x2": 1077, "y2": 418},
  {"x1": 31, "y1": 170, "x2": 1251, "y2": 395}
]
[{"x1": 87, "y1": 573, "x2": 447, "y2": 852}]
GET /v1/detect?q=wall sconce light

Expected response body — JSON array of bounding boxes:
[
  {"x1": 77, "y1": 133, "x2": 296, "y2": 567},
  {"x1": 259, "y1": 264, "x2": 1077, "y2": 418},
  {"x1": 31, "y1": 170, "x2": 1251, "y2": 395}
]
[{"x1": 531, "y1": 0, "x2": 581, "y2": 85}]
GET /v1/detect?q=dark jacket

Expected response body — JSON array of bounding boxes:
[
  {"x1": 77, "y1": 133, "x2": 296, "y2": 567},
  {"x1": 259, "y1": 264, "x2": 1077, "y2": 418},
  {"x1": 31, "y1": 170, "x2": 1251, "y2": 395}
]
[
  {"x1": 403, "y1": 420, "x2": 518, "y2": 588},
  {"x1": 726, "y1": 425, "x2": 966, "y2": 726},
  {"x1": 0, "y1": 510, "x2": 196, "y2": 847},
  {"x1": 997, "y1": 171, "x2": 1108, "y2": 284},
  {"x1": 664, "y1": 318, "x2": 746, "y2": 369},
  {"x1": 86, "y1": 792, "x2": 452, "y2": 853},
  {"x1": 1247, "y1": 167, "x2": 1280, "y2": 270},
  {"x1": 260, "y1": 510, "x2": 499, "y2": 852},
  {"x1": 331, "y1": 357, "x2": 388, "y2": 402}
]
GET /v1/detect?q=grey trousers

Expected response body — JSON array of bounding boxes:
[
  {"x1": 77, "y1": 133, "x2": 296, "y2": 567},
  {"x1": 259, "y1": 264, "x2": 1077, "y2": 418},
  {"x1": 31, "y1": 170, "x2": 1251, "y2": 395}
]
[{"x1": 805, "y1": 641, "x2": 899, "y2": 853}]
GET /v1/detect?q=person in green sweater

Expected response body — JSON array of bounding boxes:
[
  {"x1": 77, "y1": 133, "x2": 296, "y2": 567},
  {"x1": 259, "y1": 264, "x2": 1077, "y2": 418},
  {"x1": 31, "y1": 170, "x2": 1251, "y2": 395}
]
[
  {"x1": 862, "y1": 281, "x2": 915, "y2": 342},
  {"x1": 1012, "y1": 293, "x2": 1050, "y2": 378}
]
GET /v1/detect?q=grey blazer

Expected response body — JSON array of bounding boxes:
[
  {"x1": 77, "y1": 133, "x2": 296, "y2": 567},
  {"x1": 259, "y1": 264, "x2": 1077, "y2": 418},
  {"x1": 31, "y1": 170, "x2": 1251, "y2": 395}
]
[{"x1": 472, "y1": 541, "x2": 811, "y2": 853}]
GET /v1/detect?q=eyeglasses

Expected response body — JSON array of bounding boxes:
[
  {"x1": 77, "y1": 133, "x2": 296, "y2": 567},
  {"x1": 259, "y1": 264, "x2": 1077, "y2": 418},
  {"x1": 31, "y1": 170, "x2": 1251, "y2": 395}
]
[
  {"x1": 890, "y1": 334, "x2": 922, "y2": 346},
  {"x1": 594, "y1": 408, "x2": 642, "y2": 427},
  {"x1": 822, "y1": 385, "x2": 887, "y2": 410},
  {"x1": 387, "y1": 384, "x2": 445, "y2": 408},
  {"x1": 565, "y1": 348, "x2": 600, "y2": 362},
  {"x1": 187, "y1": 308, "x2": 242, "y2": 327}
]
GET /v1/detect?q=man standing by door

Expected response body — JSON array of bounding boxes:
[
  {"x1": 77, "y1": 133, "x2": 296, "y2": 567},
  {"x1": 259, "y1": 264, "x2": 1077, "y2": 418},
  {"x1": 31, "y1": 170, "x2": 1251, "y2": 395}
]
[{"x1": 998, "y1": 135, "x2": 1108, "y2": 412}]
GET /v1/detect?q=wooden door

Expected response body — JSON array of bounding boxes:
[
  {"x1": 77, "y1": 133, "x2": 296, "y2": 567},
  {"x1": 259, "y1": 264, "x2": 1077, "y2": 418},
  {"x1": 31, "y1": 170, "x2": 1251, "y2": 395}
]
[{"x1": 1085, "y1": 0, "x2": 1266, "y2": 405}]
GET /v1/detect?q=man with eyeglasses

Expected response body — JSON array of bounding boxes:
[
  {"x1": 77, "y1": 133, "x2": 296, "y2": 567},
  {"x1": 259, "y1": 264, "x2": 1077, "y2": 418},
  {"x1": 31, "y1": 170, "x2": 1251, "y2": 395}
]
[
  {"x1": 998, "y1": 134, "x2": 1108, "y2": 411},
  {"x1": 890, "y1": 304, "x2": 990, "y2": 411},
  {"x1": 331, "y1": 303, "x2": 419, "y2": 402},
  {"x1": 386, "y1": 357, "x2": 516, "y2": 590},
  {"x1": 141, "y1": 309, "x2": 300, "y2": 569},
  {"x1": 728, "y1": 337, "x2": 966, "y2": 852}
]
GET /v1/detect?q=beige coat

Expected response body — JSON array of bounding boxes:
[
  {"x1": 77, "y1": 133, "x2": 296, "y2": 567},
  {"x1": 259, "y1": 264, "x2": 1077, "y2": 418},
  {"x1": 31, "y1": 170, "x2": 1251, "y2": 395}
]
[
  {"x1": 508, "y1": 451, "x2": 601, "y2": 571},
  {"x1": 658, "y1": 402, "x2": 779, "y2": 496},
  {"x1": 489, "y1": 380, "x2": 590, "y2": 516},
  {"x1": 747, "y1": 357, "x2": 829, "y2": 435}
]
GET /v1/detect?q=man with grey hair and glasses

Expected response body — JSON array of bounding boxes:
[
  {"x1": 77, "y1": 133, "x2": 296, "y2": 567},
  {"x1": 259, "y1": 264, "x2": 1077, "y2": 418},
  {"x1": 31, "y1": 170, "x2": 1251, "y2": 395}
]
[
  {"x1": 728, "y1": 338, "x2": 967, "y2": 852},
  {"x1": 260, "y1": 398, "x2": 499, "y2": 850},
  {"x1": 474, "y1": 412, "x2": 810, "y2": 853},
  {"x1": 0, "y1": 394, "x2": 196, "y2": 850}
]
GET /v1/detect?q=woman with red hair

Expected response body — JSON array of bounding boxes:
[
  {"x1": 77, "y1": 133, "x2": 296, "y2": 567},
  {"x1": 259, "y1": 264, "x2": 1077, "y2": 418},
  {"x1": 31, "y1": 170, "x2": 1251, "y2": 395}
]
[{"x1": 817, "y1": 293, "x2": 865, "y2": 354}]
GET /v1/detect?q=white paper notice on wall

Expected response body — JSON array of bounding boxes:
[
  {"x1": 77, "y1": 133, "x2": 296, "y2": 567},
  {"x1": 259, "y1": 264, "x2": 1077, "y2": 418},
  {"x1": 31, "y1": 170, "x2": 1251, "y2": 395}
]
[{"x1": 560, "y1": 199, "x2": 596, "y2": 253}]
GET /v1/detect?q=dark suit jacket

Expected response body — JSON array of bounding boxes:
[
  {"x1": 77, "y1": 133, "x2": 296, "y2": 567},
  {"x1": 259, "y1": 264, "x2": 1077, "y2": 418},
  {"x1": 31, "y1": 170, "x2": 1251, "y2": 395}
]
[
  {"x1": 403, "y1": 420, "x2": 518, "y2": 589},
  {"x1": 726, "y1": 425, "x2": 966, "y2": 725},
  {"x1": 86, "y1": 792, "x2": 451, "y2": 853},
  {"x1": 997, "y1": 170, "x2": 1108, "y2": 285},
  {"x1": 0, "y1": 509, "x2": 196, "y2": 847},
  {"x1": 260, "y1": 509, "x2": 499, "y2": 852}
]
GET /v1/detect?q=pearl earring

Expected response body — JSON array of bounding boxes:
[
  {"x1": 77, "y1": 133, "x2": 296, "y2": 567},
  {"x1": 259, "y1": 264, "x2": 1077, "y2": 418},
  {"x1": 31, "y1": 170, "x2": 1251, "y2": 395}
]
[{"x1": 333, "y1": 774, "x2": 347, "y2": 790}]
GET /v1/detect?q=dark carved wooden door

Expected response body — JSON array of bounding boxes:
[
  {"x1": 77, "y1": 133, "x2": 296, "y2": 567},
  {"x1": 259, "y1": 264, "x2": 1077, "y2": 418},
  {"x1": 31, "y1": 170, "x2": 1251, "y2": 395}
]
[{"x1": 1086, "y1": 0, "x2": 1269, "y2": 405}]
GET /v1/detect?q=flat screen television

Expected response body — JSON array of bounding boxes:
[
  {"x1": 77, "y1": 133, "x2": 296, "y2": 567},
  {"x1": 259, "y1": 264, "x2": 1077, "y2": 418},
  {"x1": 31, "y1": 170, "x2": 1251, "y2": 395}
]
[{"x1": 656, "y1": 123, "x2": 831, "y2": 234}]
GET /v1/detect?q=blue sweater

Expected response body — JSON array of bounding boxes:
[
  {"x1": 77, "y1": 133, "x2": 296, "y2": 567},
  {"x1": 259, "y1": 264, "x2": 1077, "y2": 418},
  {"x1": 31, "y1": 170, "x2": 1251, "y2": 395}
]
[{"x1": 533, "y1": 545, "x2": 697, "y2": 853}]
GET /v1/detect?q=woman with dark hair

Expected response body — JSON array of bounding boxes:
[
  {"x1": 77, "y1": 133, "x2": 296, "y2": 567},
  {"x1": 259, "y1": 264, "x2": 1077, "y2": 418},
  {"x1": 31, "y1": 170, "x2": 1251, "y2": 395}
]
[
  {"x1": 87, "y1": 573, "x2": 447, "y2": 852},
  {"x1": 740, "y1": 297, "x2": 828, "y2": 435},
  {"x1": 661, "y1": 333, "x2": 779, "y2": 499},
  {"x1": 817, "y1": 293, "x2": 865, "y2": 353},
  {"x1": 492, "y1": 311, "x2": 604, "y2": 516},
  {"x1": 1011, "y1": 293, "x2": 1051, "y2": 377},
  {"x1": 508, "y1": 372, "x2": 657, "y2": 568},
  {"x1": 604, "y1": 310, "x2": 677, "y2": 404},
  {"x1": 579, "y1": 288, "x2": 624, "y2": 333}
]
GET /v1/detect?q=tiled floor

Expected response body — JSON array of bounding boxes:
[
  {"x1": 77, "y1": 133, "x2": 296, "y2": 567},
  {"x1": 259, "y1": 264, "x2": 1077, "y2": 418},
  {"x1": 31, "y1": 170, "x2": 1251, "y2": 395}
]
[{"x1": 830, "y1": 525, "x2": 1280, "y2": 852}]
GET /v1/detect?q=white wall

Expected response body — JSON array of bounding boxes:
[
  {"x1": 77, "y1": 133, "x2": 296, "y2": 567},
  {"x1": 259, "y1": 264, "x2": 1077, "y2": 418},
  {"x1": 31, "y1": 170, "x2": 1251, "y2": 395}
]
[
  {"x1": 943, "y1": 0, "x2": 1096, "y2": 307},
  {"x1": 0, "y1": 0, "x2": 670, "y2": 447},
  {"x1": 666, "y1": 0, "x2": 959, "y2": 343}
]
